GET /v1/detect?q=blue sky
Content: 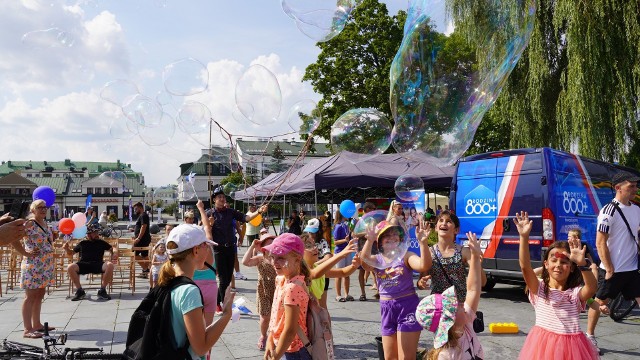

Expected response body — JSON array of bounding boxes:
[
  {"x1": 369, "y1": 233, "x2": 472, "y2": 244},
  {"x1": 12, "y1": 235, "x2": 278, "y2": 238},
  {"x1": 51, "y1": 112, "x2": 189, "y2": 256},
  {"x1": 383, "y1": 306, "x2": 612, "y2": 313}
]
[{"x1": 0, "y1": 0, "x2": 407, "y2": 186}]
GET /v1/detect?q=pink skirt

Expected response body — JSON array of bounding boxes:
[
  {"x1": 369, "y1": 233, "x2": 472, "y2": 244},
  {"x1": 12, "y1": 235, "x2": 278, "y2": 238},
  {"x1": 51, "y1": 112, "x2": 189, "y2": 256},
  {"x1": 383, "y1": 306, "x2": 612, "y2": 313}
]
[{"x1": 519, "y1": 326, "x2": 599, "y2": 360}]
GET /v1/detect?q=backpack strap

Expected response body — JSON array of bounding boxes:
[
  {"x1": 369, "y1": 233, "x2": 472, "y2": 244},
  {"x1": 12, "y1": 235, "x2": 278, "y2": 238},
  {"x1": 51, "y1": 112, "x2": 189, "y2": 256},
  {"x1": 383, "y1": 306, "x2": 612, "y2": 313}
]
[
  {"x1": 610, "y1": 201, "x2": 640, "y2": 253},
  {"x1": 287, "y1": 279, "x2": 312, "y2": 350}
]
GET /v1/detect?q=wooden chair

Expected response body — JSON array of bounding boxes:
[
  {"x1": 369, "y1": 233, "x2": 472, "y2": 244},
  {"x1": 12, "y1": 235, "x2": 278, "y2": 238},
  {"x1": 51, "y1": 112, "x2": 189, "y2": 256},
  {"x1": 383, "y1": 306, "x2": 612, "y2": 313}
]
[
  {"x1": 111, "y1": 238, "x2": 136, "y2": 295},
  {"x1": 5, "y1": 249, "x2": 22, "y2": 293}
]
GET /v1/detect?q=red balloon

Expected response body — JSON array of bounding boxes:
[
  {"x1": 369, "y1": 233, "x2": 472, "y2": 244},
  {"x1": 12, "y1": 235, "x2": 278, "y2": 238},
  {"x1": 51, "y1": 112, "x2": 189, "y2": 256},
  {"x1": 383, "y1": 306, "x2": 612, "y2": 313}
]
[{"x1": 59, "y1": 218, "x2": 75, "y2": 235}]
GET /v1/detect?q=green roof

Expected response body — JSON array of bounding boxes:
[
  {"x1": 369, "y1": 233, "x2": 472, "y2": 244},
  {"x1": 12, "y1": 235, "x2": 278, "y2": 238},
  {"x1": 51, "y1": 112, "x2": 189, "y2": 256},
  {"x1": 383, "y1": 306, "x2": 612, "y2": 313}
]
[
  {"x1": 236, "y1": 140, "x2": 331, "y2": 157},
  {"x1": 0, "y1": 159, "x2": 141, "y2": 177},
  {"x1": 30, "y1": 178, "x2": 68, "y2": 194}
]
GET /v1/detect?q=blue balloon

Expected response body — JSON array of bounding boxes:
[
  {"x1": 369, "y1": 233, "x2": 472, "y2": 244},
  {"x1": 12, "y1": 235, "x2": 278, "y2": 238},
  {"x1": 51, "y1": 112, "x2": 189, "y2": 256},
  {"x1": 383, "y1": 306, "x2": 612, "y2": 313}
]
[
  {"x1": 33, "y1": 186, "x2": 56, "y2": 207},
  {"x1": 72, "y1": 225, "x2": 87, "y2": 239},
  {"x1": 339, "y1": 200, "x2": 356, "y2": 218}
]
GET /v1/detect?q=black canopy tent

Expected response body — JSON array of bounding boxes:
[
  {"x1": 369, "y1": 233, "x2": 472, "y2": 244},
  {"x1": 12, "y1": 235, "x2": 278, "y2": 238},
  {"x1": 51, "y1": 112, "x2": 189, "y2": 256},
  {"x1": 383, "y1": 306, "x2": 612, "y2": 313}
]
[{"x1": 233, "y1": 151, "x2": 455, "y2": 204}]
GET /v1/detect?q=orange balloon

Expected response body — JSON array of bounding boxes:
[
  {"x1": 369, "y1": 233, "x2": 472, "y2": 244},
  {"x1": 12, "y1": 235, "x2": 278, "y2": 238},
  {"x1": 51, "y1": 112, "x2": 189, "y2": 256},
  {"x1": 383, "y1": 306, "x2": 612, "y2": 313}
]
[
  {"x1": 59, "y1": 218, "x2": 76, "y2": 235},
  {"x1": 249, "y1": 213, "x2": 262, "y2": 227}
]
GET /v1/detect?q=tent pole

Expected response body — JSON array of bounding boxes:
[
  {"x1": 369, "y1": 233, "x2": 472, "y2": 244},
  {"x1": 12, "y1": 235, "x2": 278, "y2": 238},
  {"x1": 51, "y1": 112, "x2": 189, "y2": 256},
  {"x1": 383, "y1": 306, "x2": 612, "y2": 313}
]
[{"x1": 314, "y1": 190, "x2": 318, "y2": 217}]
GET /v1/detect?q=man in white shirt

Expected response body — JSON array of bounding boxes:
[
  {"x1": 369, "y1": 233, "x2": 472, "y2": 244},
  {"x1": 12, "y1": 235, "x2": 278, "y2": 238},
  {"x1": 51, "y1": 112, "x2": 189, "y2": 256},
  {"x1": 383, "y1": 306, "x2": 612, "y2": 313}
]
[{"x1": 586, "y1": 171, "x2": 640, "y2": 353}]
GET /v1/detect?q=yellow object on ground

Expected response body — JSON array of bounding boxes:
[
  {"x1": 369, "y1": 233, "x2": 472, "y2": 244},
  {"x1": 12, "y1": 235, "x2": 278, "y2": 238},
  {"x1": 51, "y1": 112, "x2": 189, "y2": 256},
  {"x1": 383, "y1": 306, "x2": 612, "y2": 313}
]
[{"x1": 489, "y1": 322, "x2": 519, "y2": 334}]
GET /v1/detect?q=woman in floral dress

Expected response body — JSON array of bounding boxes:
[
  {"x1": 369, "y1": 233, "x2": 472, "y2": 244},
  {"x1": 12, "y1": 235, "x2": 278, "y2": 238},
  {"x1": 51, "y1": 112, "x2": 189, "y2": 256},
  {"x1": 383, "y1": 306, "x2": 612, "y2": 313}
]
[{"x1": 14, "y1": 200, "x2": 55, "y2": 338}]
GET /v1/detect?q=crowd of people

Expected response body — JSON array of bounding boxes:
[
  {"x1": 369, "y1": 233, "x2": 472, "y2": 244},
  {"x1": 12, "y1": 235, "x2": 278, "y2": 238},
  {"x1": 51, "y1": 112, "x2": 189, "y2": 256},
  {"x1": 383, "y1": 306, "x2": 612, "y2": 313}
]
[{"x1": 0, "y1": 172, "x2": 638, "y2": 359}]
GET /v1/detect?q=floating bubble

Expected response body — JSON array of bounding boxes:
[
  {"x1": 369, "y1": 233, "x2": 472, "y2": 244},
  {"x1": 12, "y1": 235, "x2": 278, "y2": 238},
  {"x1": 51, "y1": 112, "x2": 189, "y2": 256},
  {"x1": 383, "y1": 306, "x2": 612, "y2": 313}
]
[
  {"x1": 21, "y1": 27, "x2": 75, "y2": 48},
  {"x1": 137, "y1": 112, "x2": 176, "y2": 146},
  {"x1": 181, "y1": 181, "x2": 196, "y2": 200},
  {"x1": 101, "y1": 80, "x2": 140, "y2": 107},
  {"x1": 163, "y1": 58, "x2": 209, "y2": 96},
  {"x1": 353, "y1": 214, "x2": 410, "y2": 270},
  {"x1": 235, "y1": 64, "x2": 282, "y2": 126},
  {"x1": 122, "y1": 94, "x2": 163, "y2": 127},
  {"x1": 177, "y1": 101, "x2": 211, "y2": 134},
  {"x1": 394, "y1": 174, "x2": 424, "y2": 202},
  {"x1": 330, "y1": 108, "x2": 392, "y2": 160},
  {"x1": 109, "y1": 115, "x2": 137, "y2": 140},
  {"x1": 390, "y1": 0, "x2": 536, "y2": 166},
  {"x1": 281, "y1": 0, "x2": 362, "y2": 42},
  {"x1": 223, "y1": 183, "x2": 237, "y2": 196},
  {"x1": 98, "y1": 171, "x2": 126, "y2": 186},
  {"x1": 155, "y1": 89, "x2": 174, "y2": 106},
  {"x1": 288, "y1": 99, "x2": 321, "y2": 135},
  {"x1": 232, "y1": 106, "x2": 256, "y2": 126}
]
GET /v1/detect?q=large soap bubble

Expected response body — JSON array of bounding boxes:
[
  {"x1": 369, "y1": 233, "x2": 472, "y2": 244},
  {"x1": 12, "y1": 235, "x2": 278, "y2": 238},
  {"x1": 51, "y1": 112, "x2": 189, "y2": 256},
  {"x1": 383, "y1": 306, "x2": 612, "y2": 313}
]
[
  {"x1": 163, "y1": 58, "x2": 209, "y2": 96},
  {"x1": 394, "y1": 174, "x2": 424, "y2": 202},
  {"x1": 330, "y1": 108, "x2": 392, "y2": 160},
  {"x1": 281, "y1": 0, "x2": 362, "y2": 42},
  {"x1": 109, "y1": 115, "x2": 138, "y2": 140},
  {"x1": 122, "y1": 94, "x2": 163, "y2": 127},
  {"x1": 355, "y1": 215, "x2": 410, "y2": 270},
  {"x1": 390, "y1": 0, "x2": 535, "y2": 166},
  {"x1": 235, "y1": 64, "x2": 282, "y2": 126},
  {"x1": 288, "y1": 99, "x2": 322, "y2": 135},
  {"x1": 177, "y1": 101, "x2": 211, "y2": 134},
  {"x1": 137, "y1": 112, "x2": 176, "y2": 146},
  {"x1": 98, "y1": 171, "x2": 126, "y2": 186},
  {"x1": 22, "y1": 28, "x2": 75, "y2": 48},
  {"x1": 100, "y1": 80, "x2": 140, "y2": 107}
]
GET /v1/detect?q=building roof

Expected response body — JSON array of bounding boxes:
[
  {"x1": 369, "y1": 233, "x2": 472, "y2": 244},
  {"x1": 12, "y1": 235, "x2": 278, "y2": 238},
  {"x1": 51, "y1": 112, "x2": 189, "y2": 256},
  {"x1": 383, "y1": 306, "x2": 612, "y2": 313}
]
[
  {"x1": 0, "y1": 159, "x2": 141, "y2": 177},
  {"x1": 236, "y1": 139, "x2": 332, "y2": 157}
]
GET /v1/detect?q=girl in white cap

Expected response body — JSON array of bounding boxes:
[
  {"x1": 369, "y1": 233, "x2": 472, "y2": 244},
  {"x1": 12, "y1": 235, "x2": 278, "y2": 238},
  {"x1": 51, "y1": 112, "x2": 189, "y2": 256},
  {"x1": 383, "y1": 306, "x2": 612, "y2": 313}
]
[{"x1": 160, "y1": 224, "x2": 235, "y2": 359}]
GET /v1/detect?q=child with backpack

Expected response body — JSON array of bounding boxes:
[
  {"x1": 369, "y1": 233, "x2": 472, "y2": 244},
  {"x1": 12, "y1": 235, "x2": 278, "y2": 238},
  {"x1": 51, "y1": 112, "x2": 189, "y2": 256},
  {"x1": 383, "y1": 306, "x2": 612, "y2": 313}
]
[
  {"x1": 162, "y1": 224, "x2": 235, "y2": 358},
  {"x1": 360, "y1": 220, "x2": 432, "y2": 360},
  {"x1": 415, "y1": 232, "x2": 484, "y2": 360},
  {"x1": 515, "y1": 211, "x2": 599, "y2": 359},
  {"x1": 262, "y1": 233, "x2": 312, "y2": 360},
  {"x1": 242, "y1": 229, "x2": 277, "y2": 350}
]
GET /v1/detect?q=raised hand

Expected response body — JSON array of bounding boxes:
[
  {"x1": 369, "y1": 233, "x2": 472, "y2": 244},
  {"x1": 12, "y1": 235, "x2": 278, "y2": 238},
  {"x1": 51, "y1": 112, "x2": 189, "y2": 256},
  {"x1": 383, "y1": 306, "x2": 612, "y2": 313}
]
[
  {"x1": 466, "y1": 231, "x2": 482, "y2": 259},
  {"x1": 417, "y1": 274, "x2": 431, "y2": 290},
  {"x1": 568, "y1": 236, "x2": 586, "y2": 266},
  {"x1": 338, "y1": 239, "x2": 358, "y2": 257},
  {"x1": 351, "y1": 253, "x2": 362, "y2": 267},
  {"x1": 513, "y1": 211, "x2": 533, "y2": 236},
  {"x1": 415, "y1": 219, "x2": 432, "y2": 244},
  {"x1": 365, "y1": 223, "x2": 376, "y2": 243},
  {"x1": 196, "y1": 200, "x2": 204, "y2": 210}
]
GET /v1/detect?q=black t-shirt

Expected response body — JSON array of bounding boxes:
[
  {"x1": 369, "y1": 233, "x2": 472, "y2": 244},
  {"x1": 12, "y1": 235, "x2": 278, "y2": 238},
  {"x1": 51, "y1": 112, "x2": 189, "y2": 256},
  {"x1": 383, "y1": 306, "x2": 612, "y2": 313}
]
[
  {"x1": 73, "y1": 239, "x2": 112, "y2": 263},
  {"x1": 288, "y1": 215, "x2": 302, "y2": 235},
  {"x1": 206, "y1": 207, "x2": 246, "y2": 246},
  {"x1": 134, "y1": 212, "x2": 152, "y2": 246}
]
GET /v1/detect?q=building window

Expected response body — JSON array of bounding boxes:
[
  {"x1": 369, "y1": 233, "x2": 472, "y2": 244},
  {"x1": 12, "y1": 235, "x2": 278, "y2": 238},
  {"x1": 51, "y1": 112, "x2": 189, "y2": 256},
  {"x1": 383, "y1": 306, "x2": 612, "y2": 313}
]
[
  {"x1": 56, "y1": 174, "x2": 60, "y2": 177},
  {"x1": 43, "y1": 173, "x2": 51, "y2": 178},
  {"x1": 95, "y1": 188, "x2": 102, "y2": 194},
  {"x1": 87, "y1": 188, "x2": 93, "y2": 194},
  {"x1": 104, "y1": 188, "x2": 110, "y2": 195},
  {"x1": 26, "y1": 174, "x2": 32, "y2": 178}
]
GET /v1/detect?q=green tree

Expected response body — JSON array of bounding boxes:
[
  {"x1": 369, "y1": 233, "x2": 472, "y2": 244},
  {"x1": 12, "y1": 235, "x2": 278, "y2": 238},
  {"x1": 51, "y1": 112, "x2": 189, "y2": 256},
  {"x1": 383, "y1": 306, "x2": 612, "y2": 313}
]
[
  {"x1": 267, "y1": 143, "x2": 287, "y2": 174},
  {"x1": 450, "y1": 0, "x2": 640, "y2": 166}
]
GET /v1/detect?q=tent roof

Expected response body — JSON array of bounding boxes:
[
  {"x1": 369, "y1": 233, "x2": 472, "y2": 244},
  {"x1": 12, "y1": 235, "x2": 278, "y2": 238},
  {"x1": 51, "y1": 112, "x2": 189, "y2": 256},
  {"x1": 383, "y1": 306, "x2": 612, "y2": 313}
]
[{"x1": 234, "y1": 151, "x2": 454, "y2": 203}]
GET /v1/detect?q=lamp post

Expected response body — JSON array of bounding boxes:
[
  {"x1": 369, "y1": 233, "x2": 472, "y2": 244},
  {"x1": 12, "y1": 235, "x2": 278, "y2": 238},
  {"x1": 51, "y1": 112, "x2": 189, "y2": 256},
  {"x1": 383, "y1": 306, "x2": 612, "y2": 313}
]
[{"x1": 150, "y1": 187, "x2": 154, "y2": 222}]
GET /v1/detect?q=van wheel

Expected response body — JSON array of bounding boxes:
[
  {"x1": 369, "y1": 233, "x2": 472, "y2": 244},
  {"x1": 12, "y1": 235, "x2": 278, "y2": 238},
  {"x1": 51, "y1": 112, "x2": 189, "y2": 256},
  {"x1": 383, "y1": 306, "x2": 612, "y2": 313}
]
[{"x1": 482, "y1": 278, "x2": 497, "y2": 292}]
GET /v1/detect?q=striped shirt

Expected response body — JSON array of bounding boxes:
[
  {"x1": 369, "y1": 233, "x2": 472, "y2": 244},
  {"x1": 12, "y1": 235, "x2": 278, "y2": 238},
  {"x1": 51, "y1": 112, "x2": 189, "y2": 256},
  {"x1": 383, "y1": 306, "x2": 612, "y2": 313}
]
[
  {"x1": 597, "y1": 200, "x2": 640, "y2": 272},
  {"x1": 529, "y1": 280, "x2": 585, "y2": 334}
]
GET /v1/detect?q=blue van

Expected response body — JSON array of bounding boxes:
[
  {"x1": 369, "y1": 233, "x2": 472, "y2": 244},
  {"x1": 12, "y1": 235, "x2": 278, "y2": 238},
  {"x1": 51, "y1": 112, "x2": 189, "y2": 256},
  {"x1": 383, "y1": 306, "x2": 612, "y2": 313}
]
[{"x1": 449, "y1": 147, "x2": 640, "y2": 289}]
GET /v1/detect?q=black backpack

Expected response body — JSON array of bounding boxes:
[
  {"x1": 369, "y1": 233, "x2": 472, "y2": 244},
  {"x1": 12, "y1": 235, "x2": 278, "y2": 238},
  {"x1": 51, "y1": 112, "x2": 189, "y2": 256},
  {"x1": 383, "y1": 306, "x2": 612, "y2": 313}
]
[{"x1": 122, "y1": 276, "x2": 202, "y2": 360}]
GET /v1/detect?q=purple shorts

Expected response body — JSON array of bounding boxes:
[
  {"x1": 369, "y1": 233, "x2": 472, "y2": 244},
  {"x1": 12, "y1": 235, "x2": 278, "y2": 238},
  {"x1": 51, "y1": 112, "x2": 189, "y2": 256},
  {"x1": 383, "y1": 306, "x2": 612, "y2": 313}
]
[
  {"x1": 194, "y1": 279, "x2": 218, "y2": 313},
  {"x1": 380, "y1": 294, "x2": 422, "y2": 336}
]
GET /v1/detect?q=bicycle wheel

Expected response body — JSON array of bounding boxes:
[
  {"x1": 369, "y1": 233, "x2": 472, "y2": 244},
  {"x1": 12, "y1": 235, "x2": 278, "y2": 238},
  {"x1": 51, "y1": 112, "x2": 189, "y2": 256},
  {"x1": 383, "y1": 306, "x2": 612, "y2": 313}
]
[
  {"x1": 112, "y1": 228, "x2": 123, "y2": 238},
  {"x1": 1, "y1": 339, "x2": 42, "y2": 353},
  {"x1": 609, "y1": 294, "x2": 637, "y2": 322},
  {"x1": 73, "y1": 353, "x2": 123, "y2": 359}
]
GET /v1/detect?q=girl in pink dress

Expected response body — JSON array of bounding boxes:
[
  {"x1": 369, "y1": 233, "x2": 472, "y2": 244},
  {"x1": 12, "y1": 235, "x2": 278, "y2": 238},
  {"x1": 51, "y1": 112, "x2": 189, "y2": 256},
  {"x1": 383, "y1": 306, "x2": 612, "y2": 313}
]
[{"x1": 515, "y1": 211, "x2": 599, "y2": 359}]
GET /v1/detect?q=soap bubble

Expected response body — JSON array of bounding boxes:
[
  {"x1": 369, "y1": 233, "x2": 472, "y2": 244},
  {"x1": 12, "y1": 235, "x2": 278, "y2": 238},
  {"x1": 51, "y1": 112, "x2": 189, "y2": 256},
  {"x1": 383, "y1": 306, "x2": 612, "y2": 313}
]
[
  {"x1": 137, "y1": 112, "x2": 176, "y2": 146},
  {"x1": 390, "y1": 0, "x2": 535, "y2": 166},
  {"x1": 394, "y1": 174, "x2": 424, "y2": 202},
  {"x1": 21, "y1": 27, "x2": 75, "y2": 48},
  {"x1": 223, "y1": 183, "x2": 237, "y2": 196},
  {"x1": 109, "y1": 115, "x2": 138, "y2": 140},
  {"x1": 177, "y1": 101, "x2": 211, "y2": 134},
  {"x1": 330, "y1": 108, "x2": 392, "y2": 161},
  {"x1": 122, "y1": 94, "x2": 163, "y2": 127},
  {"x1": 181, "y1": 181, "x2": 196, "y2": 200},
  {"x1": 98, "y1": 171, "x2": 126, "y2": 186},
  {"x1": 163, "y1": 58, "x2": 209, "y2": 96},
  {"x1": 354, "y1": 214, "x2": 410, "y2": 270},
  {"x1": 235, "y1": 64, "x2": 282, "y2": 126},
  {"x1": 100, "y1": 80, "x2": 140, "y2": 107},
  {"x1": 288, "y1": 99, "x2": 321, "y2": 135},
  {"x1": 281, "y1": 0, "x2": 362, "y2": 42}
]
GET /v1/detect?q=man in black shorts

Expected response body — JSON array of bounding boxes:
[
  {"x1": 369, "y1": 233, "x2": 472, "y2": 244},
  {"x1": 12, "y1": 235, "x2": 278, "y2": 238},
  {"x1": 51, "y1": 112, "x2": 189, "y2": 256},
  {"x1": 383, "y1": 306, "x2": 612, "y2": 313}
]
[
  {"x1": 132, "y1": 202, "x2": 151, "y2": 278},
  {"x1": 64, "y1": 223, "x2": 116, "y2": 301},
  {"x1": 586, "y1": 171, "x2": 640, "y2": 353}
]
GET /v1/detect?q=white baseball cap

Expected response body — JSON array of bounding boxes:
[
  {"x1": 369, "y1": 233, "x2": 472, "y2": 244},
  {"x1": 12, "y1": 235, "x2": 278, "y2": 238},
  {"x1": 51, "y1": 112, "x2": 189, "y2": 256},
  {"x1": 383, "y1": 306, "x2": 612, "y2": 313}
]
[
  {"x1": 303, "y1": 218, "x2": 320, "y2": 233},
  {"x1": 166, "y1": 224, "x2": 215, "y2": 255}
]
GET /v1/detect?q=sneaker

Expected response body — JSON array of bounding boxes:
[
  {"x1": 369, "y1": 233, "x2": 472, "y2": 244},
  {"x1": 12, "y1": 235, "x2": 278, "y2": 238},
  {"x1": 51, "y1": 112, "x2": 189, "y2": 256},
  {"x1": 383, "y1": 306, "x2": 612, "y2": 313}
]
[
  {"x1": 71, "y1": 289, "x2": 86, "y2": 301},
  {"x1": 97, "y1": 289, "x2": 111, "y2": 301},
  {"x1": 586, "y1": 334, "x2": 602, "y2": 355},
  {"x1": 235, "y1": 272, "x2": 247, "y2": 280},
  {"x1": 215, "y1": 304, "x2": 223, "y2": 315}
]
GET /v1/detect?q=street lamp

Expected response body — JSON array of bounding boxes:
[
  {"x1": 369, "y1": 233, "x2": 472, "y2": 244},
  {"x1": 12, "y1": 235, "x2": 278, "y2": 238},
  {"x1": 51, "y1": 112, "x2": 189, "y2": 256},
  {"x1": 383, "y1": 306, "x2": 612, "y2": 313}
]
[{"x1": 150, "y1": 187, "x2": 154, "y2": 222}]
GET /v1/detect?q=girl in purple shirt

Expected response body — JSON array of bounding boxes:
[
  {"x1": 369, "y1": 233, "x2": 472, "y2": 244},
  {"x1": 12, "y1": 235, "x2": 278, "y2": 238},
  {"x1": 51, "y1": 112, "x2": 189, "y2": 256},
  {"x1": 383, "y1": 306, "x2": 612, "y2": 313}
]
[{"x1": 361, "y1": 220, "x2": 432, "y2": 359}]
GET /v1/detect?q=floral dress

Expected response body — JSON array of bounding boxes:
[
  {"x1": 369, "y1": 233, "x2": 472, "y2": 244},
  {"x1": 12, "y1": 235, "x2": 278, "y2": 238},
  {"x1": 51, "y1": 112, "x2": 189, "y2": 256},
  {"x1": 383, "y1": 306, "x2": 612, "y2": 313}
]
[
  {"x1": 256, "y1": 259, "x2": 276, "y2": 316},
  {"x1": 20, "y1": 222, "x2": 55, "y2": 289},
  {"x1": 429, "y1": 244, "x2": 467, "y2": 303}
]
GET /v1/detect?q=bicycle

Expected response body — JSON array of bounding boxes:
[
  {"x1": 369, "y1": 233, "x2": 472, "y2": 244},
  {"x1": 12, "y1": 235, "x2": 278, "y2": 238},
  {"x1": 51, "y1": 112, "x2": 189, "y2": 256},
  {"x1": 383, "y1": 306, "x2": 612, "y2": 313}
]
[
  {"x1": 101, "y1": 223, "x2": 122, "y2": 239},
  {"x1": 608, "y1": 293, "x2": 638, "y2": 322},
  {"x1": 0, "y1": 324, "x2": 122, "y2": 359}
]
